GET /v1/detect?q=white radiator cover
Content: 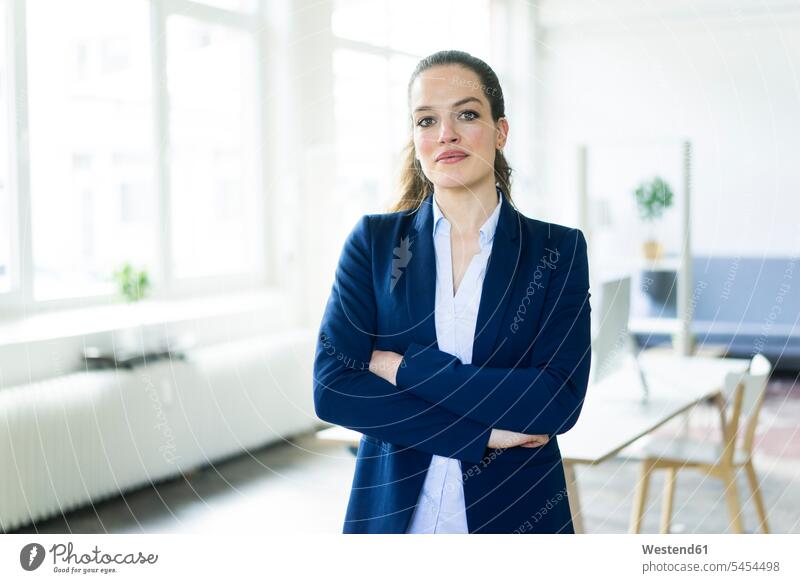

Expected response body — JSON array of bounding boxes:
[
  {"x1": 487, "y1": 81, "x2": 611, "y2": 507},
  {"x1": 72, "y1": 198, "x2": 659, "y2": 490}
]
[{"x1": 0, "y1": 330, "x2": 318, "y2": 532}]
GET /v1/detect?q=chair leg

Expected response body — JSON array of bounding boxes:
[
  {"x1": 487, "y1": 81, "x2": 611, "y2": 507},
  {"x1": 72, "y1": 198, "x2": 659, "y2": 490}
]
[
  {"x1": 630, "y1": 459, "x2": 655, "y2": 533},
  {"x1": 721, "y1": 467, "x2": 745, "y2": 533},
  {"x1": 744, "y1": 460, "x2": 770, "y2": 534},
  {"x1": 660, "y1": 467, "x2": 677, "y2": 534}
]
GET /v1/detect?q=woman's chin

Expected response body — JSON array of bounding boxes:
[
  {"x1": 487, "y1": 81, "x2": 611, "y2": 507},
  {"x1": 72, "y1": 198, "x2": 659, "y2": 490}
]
[
  {"x1": 430, "y1": 172, "x2": 477, "y2": 188},
  {"x1": 432, "y1": 178, "x2": 484, "y2": 192}
]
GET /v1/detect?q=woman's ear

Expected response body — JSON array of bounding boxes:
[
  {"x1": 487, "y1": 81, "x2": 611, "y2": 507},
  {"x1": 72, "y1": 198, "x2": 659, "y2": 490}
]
[{"x1": 496, "y1": 117, "x2": 509, "y2": 149}]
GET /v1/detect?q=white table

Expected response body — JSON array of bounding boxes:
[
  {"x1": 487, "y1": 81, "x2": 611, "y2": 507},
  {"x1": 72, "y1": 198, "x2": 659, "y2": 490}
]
[{"x1": 559, "y1": 353, "x2": 751, "y2": 533}]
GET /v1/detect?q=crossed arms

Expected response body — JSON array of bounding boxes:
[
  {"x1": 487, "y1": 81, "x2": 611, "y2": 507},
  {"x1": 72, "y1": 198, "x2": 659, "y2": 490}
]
[{"x1": 312, "y1": 215, "x2": 591, "y2": 464}]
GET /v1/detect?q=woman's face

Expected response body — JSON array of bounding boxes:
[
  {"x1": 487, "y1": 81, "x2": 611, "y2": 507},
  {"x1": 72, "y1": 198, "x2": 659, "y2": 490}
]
[{"x1": 409, "y1": 64, "x2": 508, "y2": 193}]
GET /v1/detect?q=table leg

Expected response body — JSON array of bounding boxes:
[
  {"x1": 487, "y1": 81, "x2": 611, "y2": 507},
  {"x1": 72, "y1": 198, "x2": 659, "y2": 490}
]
[
  {"x1": 563, "y1": 461, "x2": 584, "y2": 534},
  {"x1": 630, "y1": 459, "x2": 655, "y2": 533}
]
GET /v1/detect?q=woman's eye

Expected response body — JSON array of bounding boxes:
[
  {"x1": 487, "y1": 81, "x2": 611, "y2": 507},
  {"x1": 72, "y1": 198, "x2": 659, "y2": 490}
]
[{"x1": 416, "y1": 110, "x2": 478, "y2": 127}]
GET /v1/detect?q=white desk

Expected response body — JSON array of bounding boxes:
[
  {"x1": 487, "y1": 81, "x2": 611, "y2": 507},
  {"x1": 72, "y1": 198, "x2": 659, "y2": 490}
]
[{"x1": 559, "y1": 353, "x2": 751, "y2": 533}]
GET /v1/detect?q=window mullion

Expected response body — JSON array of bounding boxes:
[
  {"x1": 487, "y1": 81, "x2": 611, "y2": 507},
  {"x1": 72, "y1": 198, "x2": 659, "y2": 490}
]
[
  {"x1": 10, "y1": 0, "x2": 33, "y2": 308},
  {"x1": 254, "y1": 0, "x2": 272, "y2": 285},
  {"x1": 152, "y1": 0, "x2": 172, "y2": 296}
]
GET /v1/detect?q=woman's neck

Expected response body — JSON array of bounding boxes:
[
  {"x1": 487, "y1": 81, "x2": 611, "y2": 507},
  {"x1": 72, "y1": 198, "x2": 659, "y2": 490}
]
[{"x1": 433, "y1": 182, "x2": 499, "y2": 236}]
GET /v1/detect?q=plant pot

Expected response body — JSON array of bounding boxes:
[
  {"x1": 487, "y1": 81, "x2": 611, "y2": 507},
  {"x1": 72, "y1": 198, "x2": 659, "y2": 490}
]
[{"x1": 642, "y1": 240, "x2": 663, "y2": 261}]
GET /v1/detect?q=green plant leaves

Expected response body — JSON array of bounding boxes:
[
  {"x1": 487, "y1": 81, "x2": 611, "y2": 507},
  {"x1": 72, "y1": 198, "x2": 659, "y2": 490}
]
[
  {"x1": 112, "y1": 261, "x2": 151, "y2": 302},
  {"x1": 633, "y1": 176, "x2": 674, "y2": 222}
]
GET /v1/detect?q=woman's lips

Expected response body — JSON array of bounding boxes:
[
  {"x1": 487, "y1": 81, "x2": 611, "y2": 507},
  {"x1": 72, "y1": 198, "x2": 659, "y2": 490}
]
[{"x1": 436, "y1": 154, "x2": 468, "y2": 164}]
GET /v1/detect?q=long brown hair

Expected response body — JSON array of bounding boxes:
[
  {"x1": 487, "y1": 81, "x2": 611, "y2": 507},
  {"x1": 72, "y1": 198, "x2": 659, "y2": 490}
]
[{"x1": 389, "y1": 50, "x2": 515, "y2": 213}]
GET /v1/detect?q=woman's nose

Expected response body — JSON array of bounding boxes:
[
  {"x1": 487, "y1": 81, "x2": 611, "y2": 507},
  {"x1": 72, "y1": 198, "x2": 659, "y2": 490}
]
[{"x1": 438, "y1": 118, "x2": 459, "y2": 143}]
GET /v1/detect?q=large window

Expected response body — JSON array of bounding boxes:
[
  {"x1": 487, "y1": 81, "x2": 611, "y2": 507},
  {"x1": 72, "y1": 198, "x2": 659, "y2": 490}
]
[
  {"x1": 27, "y1": 0, "x2": 156, "y2": 300},
  {"x1": 1, "y1": 0, "x2": 265, "y2": 306},
  {"x1": 0, "y1": 0, "x2": 11, "y2": 294},
  {"x1": 167, "y1": 15, "x2": 259, "y2": 279}
]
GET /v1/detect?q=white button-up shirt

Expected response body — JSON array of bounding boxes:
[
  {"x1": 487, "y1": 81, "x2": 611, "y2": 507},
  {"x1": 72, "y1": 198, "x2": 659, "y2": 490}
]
[{"x1": 405, "y1": 188, "x2": 503, "y2": 534}]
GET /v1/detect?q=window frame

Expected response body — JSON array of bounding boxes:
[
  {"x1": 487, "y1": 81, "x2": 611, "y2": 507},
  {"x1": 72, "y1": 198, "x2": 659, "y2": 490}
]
[{"x1": 0, "y1": 0, "x2": 271, "y2": 317}]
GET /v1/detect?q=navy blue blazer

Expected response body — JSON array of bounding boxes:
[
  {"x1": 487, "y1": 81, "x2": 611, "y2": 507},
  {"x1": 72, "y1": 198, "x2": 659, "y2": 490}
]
[{"x1": 313, "y1": 191, "x2": 591, "y2": 534}]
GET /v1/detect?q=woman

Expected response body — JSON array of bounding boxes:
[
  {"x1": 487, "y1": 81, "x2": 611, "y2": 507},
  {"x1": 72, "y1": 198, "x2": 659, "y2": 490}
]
[{"x1": 313, "y1": 50, "x2": 591, "y2": 534}]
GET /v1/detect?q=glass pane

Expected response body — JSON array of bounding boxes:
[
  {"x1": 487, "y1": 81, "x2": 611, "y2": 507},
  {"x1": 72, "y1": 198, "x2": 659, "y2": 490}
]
[
  {"x1": 332, "y1": 0, "x2": 492, "y2": 58},
  {"x1": 332, "y1": 0, "x2": 389, "y2": 46},
  {"x1": 333, "y1": 48, "x2": 391, "y2": 211},
  {"x1": 167, "y1": 16, "x2": 260, "y2": 279},
  {"x1": 27, "y1": 0, "x2": 156, "y2": 301},
  {"x1": 388, "y1": 0, "x2": 492, "y2": 57},
  {"x1": 0, "y1": 0, "x2": 10, "y2": 292},
  {"x1": 389, "y1": 53, "x2": 418, "y2": 156},
  {"x1": 192, "y1": 0, "x2": 257, "y2": 12}
]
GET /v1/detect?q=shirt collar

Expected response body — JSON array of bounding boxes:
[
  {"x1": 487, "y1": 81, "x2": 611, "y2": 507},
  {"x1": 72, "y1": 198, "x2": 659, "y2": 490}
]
[{"x1": 432, "y1": 186, "x2": 503, "y2": 247}]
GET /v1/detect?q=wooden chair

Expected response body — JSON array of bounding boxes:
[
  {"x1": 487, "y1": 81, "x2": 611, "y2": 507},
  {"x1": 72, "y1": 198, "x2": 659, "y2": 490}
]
[{"x1": 621, "y1": 354, "x2": 772, "y2": 533}]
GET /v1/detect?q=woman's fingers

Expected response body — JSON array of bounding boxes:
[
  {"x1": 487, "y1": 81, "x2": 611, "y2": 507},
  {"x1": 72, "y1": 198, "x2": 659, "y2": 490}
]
[
  {"x1": 519, "y1": 435, "x2": 550, "y2": 448},
  {"x1": 368, "y1": 350, "x2": 402, "y2": 386},
  {"x1": 487, "y1": 429, "x2": 550, "y2": 449}
]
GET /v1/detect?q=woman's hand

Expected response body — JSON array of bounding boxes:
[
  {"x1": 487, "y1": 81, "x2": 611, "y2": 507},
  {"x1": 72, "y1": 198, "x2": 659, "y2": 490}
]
[
  {"x1": 369, "y1": 350, "x2": 404, "y2": 386},
  {"x1": 487, "y1": 428, "x2": 550, "y2": 449}
]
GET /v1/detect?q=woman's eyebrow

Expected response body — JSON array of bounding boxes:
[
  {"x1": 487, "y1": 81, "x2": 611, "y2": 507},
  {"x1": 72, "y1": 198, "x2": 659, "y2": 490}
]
[{"x1": 413, "y1": 96, "x2": 482, "y2": 114}]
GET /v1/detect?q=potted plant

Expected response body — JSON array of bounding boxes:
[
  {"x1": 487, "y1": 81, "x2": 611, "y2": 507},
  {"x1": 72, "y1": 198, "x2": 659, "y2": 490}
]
[
  {"x1": 112, "y1": 262, "x2": 150, "y2": 302},
  {"x1": 111, "y1": 262, "x2": 152, "y2": 355},
  {"x1": 633, "y1": 176, "x2": 674, "y2": 260}
]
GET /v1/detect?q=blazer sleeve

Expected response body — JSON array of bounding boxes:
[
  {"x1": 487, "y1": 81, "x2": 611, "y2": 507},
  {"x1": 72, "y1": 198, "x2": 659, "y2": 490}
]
[
  {"x1": 395, "y1": 228, "x2": 592, "y2": 436},
  {"x1": 313, "y1": 215, "x2": 492, "y2": 463}
]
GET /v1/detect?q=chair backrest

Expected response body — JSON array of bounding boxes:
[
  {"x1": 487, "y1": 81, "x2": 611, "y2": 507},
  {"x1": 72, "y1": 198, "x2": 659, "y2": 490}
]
[{"x1": 721, "y1": 353, "x2": 772, "y2": 458}]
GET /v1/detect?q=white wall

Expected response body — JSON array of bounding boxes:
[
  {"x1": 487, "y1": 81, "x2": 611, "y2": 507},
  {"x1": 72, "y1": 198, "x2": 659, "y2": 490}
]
[{"x1": 536, "y1": 0, "x2": 800, "y2": 256}]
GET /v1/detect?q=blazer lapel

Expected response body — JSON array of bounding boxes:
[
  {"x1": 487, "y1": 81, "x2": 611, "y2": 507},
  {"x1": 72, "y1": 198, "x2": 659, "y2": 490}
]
[
  {"x1": 404, "y1": 194, "x2": 438, "y2": 348},
  {"x1": 471, "y1": 194, "x2": 523, "y2": 367}
]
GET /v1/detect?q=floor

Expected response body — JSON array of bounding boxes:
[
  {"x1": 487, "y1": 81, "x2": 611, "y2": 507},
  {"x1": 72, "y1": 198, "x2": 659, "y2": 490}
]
[{"x1": 8, "y1": 373, "x2": 800, "y2": 535}]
